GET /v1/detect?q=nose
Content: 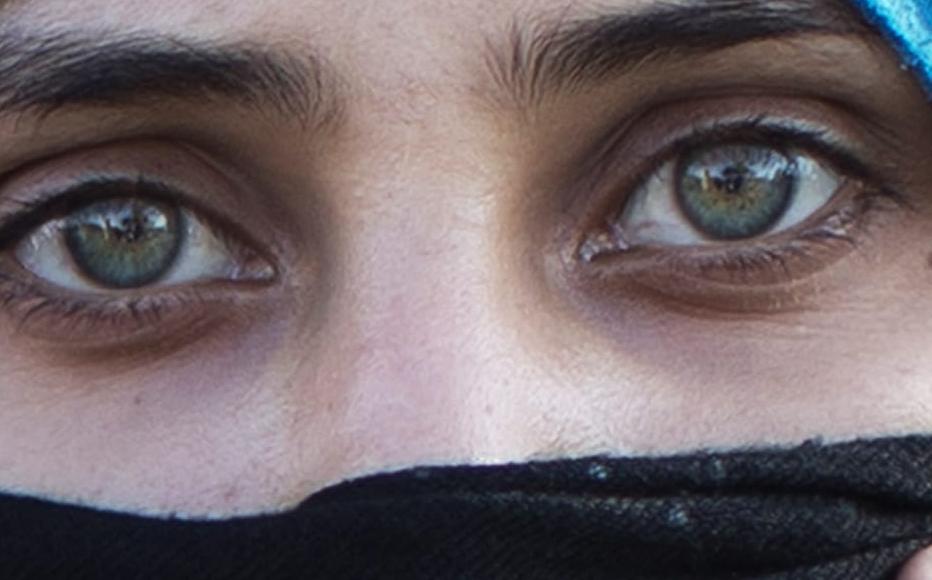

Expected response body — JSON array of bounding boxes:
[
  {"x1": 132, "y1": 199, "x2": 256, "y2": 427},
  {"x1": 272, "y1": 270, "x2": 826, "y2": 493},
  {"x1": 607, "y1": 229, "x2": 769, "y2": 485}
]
[{"x1": 282, "y1": 128, "x2": 557, "y2": 487}]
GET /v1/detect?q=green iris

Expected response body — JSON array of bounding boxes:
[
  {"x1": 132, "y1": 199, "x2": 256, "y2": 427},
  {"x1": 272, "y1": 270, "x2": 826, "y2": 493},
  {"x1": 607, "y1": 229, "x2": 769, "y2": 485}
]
[
  {"x1": 64, "y1": 198, "x2": 183, "y2": 289},
  {"x1": 676, "y1": 144, "x2": 797, "y2": 240}
]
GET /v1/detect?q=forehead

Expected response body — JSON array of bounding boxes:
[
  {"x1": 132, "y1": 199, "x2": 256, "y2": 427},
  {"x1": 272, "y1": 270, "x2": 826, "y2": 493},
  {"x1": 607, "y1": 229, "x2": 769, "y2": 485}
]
[
  {"x1": 8, "y1": 0, "x2": 602, "y2": 39},
  {"x1": 5, "y1": 0, "x2": 644, "y2": 66}
]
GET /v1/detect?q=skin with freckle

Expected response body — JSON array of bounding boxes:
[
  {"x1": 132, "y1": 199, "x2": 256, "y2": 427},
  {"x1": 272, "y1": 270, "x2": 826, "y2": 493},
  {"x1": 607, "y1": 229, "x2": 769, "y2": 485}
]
[{"x1": 0, "y1": 1, "x2": 930, "y2": 573}]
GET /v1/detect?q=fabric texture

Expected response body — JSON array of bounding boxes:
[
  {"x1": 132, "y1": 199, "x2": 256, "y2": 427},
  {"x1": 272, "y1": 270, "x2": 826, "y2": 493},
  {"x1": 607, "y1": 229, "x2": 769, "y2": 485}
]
[
  {"x1": 2, "y1": 436, "x2": 932, "y2": 579},
  {"x1": 854, "y1": 0, "x2": 932, "y2": 93}
]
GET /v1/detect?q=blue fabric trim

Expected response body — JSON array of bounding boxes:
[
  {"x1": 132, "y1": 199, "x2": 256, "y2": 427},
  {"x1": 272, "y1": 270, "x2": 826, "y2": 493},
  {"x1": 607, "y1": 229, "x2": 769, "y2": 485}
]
[{"x1": 854, "y1": 0, "x2": 932, "y2": 94}]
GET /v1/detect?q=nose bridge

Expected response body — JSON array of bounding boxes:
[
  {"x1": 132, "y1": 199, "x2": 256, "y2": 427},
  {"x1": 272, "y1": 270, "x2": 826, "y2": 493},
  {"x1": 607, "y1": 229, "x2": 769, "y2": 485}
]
[
  {"x1": 336, "y1": 80, "x2": 503, "y2": 360},
  {"x1": 302, "y1": 115, "x2": 516, "y2": 470},
  {"x1": 278, "y1": 21, "x2": 541, "y2": 474},
  {"x1": 342, "y1": 159, "x2": 497, "y2": 397}
]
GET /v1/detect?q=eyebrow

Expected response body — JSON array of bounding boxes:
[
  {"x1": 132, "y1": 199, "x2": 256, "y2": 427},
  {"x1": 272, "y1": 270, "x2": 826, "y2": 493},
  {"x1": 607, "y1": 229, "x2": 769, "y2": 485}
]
[
  {"x1": 491, "y1": 0, "x2": 872, "y2": 105},
  {"x1": 0, "y1": 31, "x2": 340, "y2": 126}
]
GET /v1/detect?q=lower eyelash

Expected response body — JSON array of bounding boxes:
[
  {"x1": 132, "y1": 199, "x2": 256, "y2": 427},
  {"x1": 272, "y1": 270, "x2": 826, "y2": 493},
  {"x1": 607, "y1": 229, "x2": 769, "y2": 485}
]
[
  {"x1": 583, "y1": 186, "x2": 903, "y2": 290},
  {"x1": 0, "y1": 268, "x2": 215, "y2": 341},
  {"x1": 658, "y1": 234, "x2": 857, "y2": 286},
  {"x1": 671, "y1": 211, "x2": 865, "y2": 284}
]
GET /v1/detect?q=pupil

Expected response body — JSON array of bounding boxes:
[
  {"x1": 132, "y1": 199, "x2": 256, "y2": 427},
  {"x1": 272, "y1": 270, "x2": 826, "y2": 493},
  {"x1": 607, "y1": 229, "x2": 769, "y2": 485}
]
[
  {"x1": 677, "y1": 144, "x2": 797, "y2": 240},
  {"x1": 716, "y1": 166, "x2": 746, "y2": 195},
  {"x1": 64, "y1": 198, "x2": 182, "y2": 289},
  {"x1": 116, "y1": 217, "x2": 143, "y2": 242}
]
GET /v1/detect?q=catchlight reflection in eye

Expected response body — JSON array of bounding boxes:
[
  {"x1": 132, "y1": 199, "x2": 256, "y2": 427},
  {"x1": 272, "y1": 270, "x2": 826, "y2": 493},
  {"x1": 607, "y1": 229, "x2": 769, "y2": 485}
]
[
  {"x1": 16, "y1": 193, "x2": 274, "y2": 293},
  {"x1": 615, "y1": 144, "x2": 840, "y2": 248},
  {"x1": 64, "y1": 198, "x2": 183, "y2": 289}
]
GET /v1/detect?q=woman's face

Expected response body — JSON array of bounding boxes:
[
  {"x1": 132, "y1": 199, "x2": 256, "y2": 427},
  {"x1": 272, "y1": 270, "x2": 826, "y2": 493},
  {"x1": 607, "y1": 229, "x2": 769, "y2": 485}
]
[{"x1": 0, "y1": 0, "x2": 929, "y2": 519}]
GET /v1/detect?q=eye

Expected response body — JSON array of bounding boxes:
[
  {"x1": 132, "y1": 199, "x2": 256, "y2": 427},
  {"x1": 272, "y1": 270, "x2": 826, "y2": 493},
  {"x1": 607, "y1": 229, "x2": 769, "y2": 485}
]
[
  {"x1": 573, "y1": 114, "x2": 909, "y2": 303},
  {"x1": 617, "y1": 143, "x2": 840, "y2": 247},
  {"x1": 13, "y1": 180, "x2": 274, "y2": 293}
]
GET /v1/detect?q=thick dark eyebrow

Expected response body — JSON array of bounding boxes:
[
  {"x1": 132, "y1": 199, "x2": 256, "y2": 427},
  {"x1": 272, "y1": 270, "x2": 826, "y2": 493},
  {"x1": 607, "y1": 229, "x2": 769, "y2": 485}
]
[
  {"x1": 490, "y1": 0, "x2": 872, "y2": 105},
  {"x1": 0, "y1": 32, "x2": 340, "y2": 126}
]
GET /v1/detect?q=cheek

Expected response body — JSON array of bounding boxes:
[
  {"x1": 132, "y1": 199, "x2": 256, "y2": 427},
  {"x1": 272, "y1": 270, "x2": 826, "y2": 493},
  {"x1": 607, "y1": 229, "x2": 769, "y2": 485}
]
[{"x1": 0, "y1": 315, "x2": 300, "y2": 516}]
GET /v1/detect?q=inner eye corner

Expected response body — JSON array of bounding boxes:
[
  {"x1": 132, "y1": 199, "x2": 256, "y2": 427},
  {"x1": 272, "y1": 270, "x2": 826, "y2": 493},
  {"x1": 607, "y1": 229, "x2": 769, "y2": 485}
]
[{"x1": 575, "y1": 219, "x2": 633, "y2": 264}]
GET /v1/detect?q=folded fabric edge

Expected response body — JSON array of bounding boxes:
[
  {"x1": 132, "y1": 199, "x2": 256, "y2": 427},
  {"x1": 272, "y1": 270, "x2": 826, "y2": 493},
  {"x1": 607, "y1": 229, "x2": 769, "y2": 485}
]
[{"x1": 854, "y1": 0, "x2": 932, "y2": 95}]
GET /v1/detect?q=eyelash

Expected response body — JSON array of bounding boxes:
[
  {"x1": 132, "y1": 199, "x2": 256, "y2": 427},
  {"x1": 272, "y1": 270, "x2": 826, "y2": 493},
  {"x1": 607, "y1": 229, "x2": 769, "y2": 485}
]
[
  {"x1": 0, "y1": 274, "x2": 212, "y2": 337},
  {"x1": 581, "y1": 117, "x2": 908, "y2": 288},
  {"x1": 0, "y1": 177, "x2": 268, "y2": 341}
]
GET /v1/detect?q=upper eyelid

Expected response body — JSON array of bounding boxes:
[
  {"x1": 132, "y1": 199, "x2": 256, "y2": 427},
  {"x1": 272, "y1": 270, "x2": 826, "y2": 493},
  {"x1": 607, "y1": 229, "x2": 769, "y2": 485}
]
[
  {"x1": 0, "y1": 140, "x2": 291, "y2": 272},
  {"x1": 578, "y1": 102, "x2": 894, "y2": 217},
  {"x1": 0, "y1": 177, "x2": 234, "y2": 259},
  {"x1": 0, "y1": 179, "x2": 274, "y2": 299},
  {"x1": 645, "y1": 120, "x2": 913, "y2": 212},
  {"x1": 653, "y1": 121, "x2": 869, "y2": 184},
  {"x1": 628, "y1": 124, "x2": 882, "y2": 227},
  {"x1": 0, "y1": 177, "x2": 185, "y2": 248},
  {"x1": 9, "y1": 179, "x2": 280, "y2": 298}
]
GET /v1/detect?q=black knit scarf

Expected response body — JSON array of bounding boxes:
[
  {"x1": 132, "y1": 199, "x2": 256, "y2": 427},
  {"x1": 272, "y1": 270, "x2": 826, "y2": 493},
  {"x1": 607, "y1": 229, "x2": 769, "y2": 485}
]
[{"x1": 2, "y1": 436, "x2": 932, "y2": 579}]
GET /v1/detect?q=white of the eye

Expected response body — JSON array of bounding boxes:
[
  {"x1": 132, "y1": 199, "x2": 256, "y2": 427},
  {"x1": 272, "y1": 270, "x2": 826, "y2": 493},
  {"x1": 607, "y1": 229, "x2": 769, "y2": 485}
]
[
  {"x1": 618, "y1": 154, "x2": 840, "y2": 247},
  {"x1": 16, "y1": 208, "x2": 243, "y2": 292},
  {"x1": 159, "y1": 211, "x2": 242, "y2": 285}
]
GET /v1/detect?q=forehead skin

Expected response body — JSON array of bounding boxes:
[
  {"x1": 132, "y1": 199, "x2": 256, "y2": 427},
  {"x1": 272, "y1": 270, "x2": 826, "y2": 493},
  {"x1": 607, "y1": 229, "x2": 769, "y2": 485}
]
[
  {"x1": 0, "y1": 0, "x2": 929, "y2": 520},
  {"x1": 10, "y1": 0, "x2": 514, "y2": 82}
]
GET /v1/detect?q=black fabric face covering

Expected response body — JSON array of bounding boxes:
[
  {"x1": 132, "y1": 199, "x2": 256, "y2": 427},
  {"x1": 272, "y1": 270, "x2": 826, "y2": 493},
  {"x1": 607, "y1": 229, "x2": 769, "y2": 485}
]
[{"x1": 2, "y1": 436, "x2": 932, "y2": 579}]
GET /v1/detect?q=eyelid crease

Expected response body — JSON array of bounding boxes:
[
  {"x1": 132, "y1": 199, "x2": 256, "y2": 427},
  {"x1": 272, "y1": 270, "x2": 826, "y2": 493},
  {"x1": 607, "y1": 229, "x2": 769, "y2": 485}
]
[{"x1": 0, "y1": 177, "x2": 183, "y2": 248}]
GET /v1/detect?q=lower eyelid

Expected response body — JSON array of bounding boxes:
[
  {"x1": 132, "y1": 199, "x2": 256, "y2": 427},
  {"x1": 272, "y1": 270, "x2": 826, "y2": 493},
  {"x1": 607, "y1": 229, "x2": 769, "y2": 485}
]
[
  {"x1": 0, "y1": 262, "x2": 270, "y2": 349},
  {"x1": 0, "y1": 225, "x2": 278, "y2": 347},
  {"x1": 576, "y1": 187, "x2": 904, "y2": 313}
]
